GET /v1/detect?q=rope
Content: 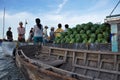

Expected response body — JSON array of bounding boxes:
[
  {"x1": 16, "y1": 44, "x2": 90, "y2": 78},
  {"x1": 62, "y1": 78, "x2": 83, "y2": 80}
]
[{"x1": 109, "y1": 0, "x2": 120, "y2": 16}]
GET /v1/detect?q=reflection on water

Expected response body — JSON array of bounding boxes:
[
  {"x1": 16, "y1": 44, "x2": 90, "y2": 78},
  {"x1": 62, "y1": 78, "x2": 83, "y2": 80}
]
[{"x1": 0, "y1": 46, "x2": 25, "y2": 80}]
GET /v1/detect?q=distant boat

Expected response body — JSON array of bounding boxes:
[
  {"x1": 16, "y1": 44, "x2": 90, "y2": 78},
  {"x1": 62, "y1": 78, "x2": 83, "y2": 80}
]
[{"x1": 0, "y1": 40, "x2": 2, "y2": 46}]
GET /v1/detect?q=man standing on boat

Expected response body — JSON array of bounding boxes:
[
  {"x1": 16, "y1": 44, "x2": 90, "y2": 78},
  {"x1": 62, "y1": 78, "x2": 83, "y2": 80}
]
[
  {"x1": 64, "y1": 24, "x2": 69, "y2": 32},
  {"x1": 17, "y1": 21, "x2": 25, "y2": 42},
  {"x1": 55, "y1": 23, "x2": 64, "y2": 37},
  {"x1": 27, "y1": 28, "x2": 34, "y2": 42},
  {"x1": 6, "y1": 27, "x2": 13, "y2": 41},
  {"x1": 43, "y1": 26, "x2": 48, "y2": 44},
  {"x1": 49, "y1": 27, "x2": 55, "y2": 43},
  {"x1": 33, "y1": 18, "x2": 43, "y2": 44}
]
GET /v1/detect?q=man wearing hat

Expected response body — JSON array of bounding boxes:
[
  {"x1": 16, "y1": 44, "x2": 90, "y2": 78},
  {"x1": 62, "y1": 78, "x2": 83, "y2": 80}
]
[
  {"x1": 17, "y1": 21, "x2": 25, "y2": 42},
  {"x1": 6, "y1": 27, "x2": 13, "y2": 41},
  {"x1": 49, "y1": 27, "x2": 55, "y2": 43},
  {"x1": 43, "y1": 26, "x2": 48, "y2": 43}
]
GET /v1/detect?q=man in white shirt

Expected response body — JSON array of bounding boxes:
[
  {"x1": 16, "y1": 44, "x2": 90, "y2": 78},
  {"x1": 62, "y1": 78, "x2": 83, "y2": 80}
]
[{"x1": 17, "y1": 21, "x2": 25, "y2": 42}]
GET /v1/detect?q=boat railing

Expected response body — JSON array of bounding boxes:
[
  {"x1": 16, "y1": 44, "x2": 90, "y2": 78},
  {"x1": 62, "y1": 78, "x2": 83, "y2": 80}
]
[
  {"x1": 43, "y1": 43, "x2": 111, "y2": 52},
  {"x1": 11, "y1": 42, "x2": 111, "y2": 52}
]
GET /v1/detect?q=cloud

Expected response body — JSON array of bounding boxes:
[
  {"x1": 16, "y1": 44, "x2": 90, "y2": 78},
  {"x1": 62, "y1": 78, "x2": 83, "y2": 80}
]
[
  {"x1": 56, "y1": 0, "x2": 68, "y2": 14},
  {"x1": 87, "y1": 0, "x2": 110, "y2": 11}
]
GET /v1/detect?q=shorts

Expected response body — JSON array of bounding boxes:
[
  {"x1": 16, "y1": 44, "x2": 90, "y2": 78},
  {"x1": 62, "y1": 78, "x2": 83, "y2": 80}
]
[
  {"x1": 33, "y1": 37, "x2": 43, "y2": 43},
  {"x1": 18, "y1": 37, "x2": 25, "y2": 42}
]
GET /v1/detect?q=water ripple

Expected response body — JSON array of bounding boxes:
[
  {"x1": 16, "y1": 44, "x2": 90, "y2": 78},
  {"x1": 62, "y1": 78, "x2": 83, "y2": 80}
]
[{"x1": 0, "y1": 46, "x2": 25, "y2": 80}]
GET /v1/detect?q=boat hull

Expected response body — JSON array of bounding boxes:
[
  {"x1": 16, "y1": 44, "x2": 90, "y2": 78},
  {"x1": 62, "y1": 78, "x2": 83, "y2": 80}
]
[{"x1": 15, "y1": 45, "x2": 120, "y2": 80}]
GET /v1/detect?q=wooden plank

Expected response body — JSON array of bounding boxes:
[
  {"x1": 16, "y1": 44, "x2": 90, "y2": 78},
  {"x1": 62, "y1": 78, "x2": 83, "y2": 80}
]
[
  {"x1": 72, "y1": 58, "x2": 77, "y2": 72},
  {"x1": 72, "y1": 52, "x2": 76, "y2": 72},
  {"x1": 63, "y1": 50, "x2": 67, "y2": 62},
  {"x1": 88, "y1": 58, "x2": 98, "y2": 61},
  {"x1": 72, "y1": 73, "x2": 94, "y2": 80},
  {"x1": 114, "y1": 63, "x2": 119, "y2": 80},
  {"x1": 76, "y1": 57, "x2": 84, "y2": 60},
  {"x1": 83, "y1": 53, "x2": 87, "y2": 75},
  {"x1": 48, "y1": 48, "x2": 51, "y2": 57},
  {"x1": 49, "y1": 47, "x2": 120, "y2": 55},
  {"x1": 97, "y1": 54, "x2": 101, "y2": 78},
  {"x1": 74, "y1": 64, "x2": 120, "y2": 75},
  {"x1": 47, "y1": 60, "x2": 65, "y2": 67},
  {"x1": 37, "y1": 51, "x2": 49, "y2": 54},
  {"x1": 114, "y1": 54, "x2": 117, "y2": 70},
  {"x1": 101, "y1": 59, "x2": 114, "y2": 63},
  {"x1": 72, "y1": 52, "x2": 75, "y2": 65},
  {"x1": 98, "y1": 54, "x2": 101, "y2": 67},
  {"x1": 84, "y1": 53, "x2": 87, "y2": 65},
  {"x1": 51, "y1": 53, "x2": 65, "y2": 56}
]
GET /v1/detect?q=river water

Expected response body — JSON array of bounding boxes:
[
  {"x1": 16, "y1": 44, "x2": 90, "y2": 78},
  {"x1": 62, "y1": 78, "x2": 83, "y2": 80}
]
[{"x1": 0, "y1": 46, "x2": 25, "y2": 80}]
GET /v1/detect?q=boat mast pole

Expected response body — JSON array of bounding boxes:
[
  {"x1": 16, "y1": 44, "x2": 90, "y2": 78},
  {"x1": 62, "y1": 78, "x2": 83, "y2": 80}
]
[
  {"x1": 24, "y1": 19, "x2": 27, "y2": 40},
  {"x1": 3, "y1": 7, "x2": 5, "y2": 39}
]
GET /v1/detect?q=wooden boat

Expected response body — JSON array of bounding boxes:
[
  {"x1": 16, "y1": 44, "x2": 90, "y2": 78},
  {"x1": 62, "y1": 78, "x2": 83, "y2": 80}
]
[{"x1": 14, "y1": 43, "x2": 120, "y2": 80}]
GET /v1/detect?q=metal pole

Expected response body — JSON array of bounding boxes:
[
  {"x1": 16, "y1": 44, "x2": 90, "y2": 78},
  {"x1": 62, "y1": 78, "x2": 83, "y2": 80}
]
[
  {"x1": 3, "y1": 7, "x2": 5, "y2": 39},
  {"x1": 25, "y1": 19, "x2": 27, "y2": 30},
  {"x1": 24, "y1": 20, "x2": 27, "y2": 41}
]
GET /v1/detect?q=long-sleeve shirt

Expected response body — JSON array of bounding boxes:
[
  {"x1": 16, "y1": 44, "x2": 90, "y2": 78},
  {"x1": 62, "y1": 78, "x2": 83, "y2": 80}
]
[{"x1": 17, "y1": 27, "x2": 25, "y2": 38}]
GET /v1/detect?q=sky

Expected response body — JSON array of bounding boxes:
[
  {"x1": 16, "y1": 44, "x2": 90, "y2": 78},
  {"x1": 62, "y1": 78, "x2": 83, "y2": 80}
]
[{"x1": 0, "y1": 0, "x2": 120, "y2": 40}]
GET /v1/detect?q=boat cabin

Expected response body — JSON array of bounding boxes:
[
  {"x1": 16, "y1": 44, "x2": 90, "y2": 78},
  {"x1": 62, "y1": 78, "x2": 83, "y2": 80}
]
[{"x1": 105, "y1": 14, "x2": 120, "y2": 52}]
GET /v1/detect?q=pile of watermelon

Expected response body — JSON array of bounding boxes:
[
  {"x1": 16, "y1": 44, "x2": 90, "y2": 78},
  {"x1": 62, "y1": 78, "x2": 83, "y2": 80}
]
[{"x1": 54, "y1": 22, "x2": 110, "y2": 44}]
